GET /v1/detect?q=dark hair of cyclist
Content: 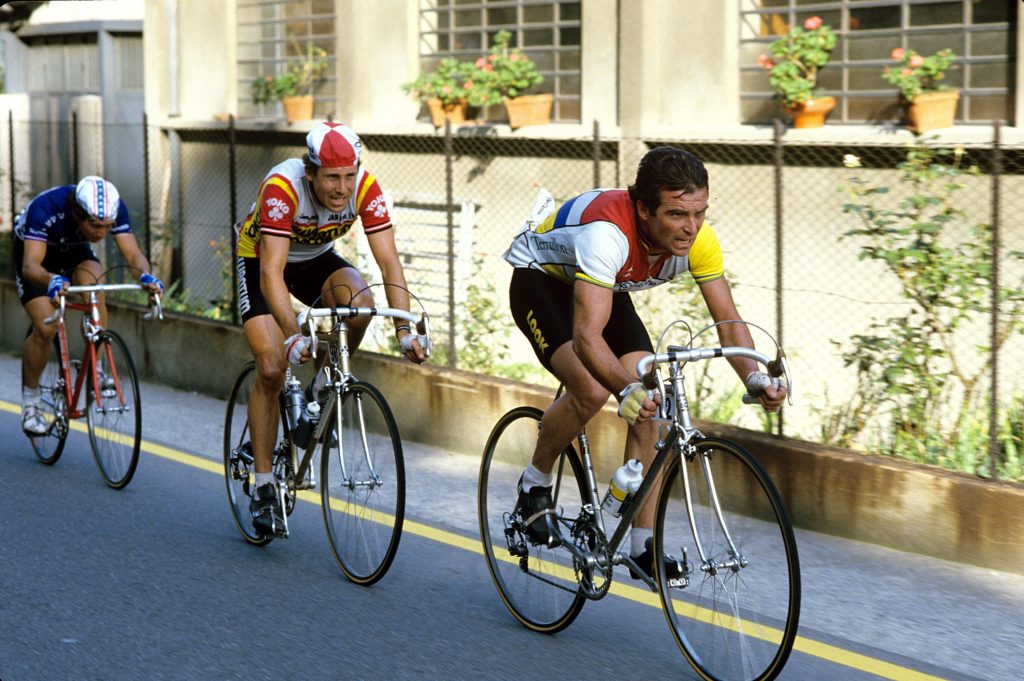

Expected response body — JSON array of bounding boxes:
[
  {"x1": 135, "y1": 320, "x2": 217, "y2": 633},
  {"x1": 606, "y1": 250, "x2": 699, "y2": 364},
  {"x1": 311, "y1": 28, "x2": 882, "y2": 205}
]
[
  {"x1": 302, "y1": 153, "x2": 320, "y2": 176},
  {"x1": 627, "y1": 146, "x2": 709, "y2": 213}
]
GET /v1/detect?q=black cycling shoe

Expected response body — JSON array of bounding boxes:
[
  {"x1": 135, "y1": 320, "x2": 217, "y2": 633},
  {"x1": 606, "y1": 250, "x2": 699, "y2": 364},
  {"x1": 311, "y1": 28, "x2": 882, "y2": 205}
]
[
  {"x1": 513, "y1": 476, "x2": 560, "y2": 547},
  {"x1": 250, "y1": 482, "x2": 286, "y2": 538},
  {"x1": 628, "y1": 537, "x2": 686, "y2": 582}
]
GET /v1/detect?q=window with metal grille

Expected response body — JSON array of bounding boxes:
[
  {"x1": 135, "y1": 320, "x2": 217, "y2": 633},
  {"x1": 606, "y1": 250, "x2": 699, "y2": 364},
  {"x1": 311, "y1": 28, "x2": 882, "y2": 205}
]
[
  {"x1": 236, "y1": 0, "x2": 336, "y2": 118},
  {"x1": 739, "y1": 0, "x2": 1016, "y2": 124},
  {"x1": 416, "y1": 0, "x2": 582, "y2": 123}
]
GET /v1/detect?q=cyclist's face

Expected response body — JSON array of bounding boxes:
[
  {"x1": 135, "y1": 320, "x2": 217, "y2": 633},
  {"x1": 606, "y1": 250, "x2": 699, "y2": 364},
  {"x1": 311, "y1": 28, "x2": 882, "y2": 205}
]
[
  {"x1": 637, "y1": 187, "x2": 708, "y2": 257},
  {"x1": 78, "y1": 215, "x2": 116, "y2": 242},
  {"x1": 308, "y1": 164, "x2": 358, "y2": 212}
]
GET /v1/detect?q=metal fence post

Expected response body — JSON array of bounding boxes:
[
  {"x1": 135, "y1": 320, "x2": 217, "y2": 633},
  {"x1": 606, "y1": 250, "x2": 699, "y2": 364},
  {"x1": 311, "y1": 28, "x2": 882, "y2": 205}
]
[
  {"x1": 988, "y1": 121, "x2": 1003, "y2": 478},
  {"x1": 592, "y1": 119, "x2": 601, "y2": 188},
  {"x1": 8, "y1": 110, "x2": 14, "y2": 219},
  {"x1": 142, "y1": 112, "x2": 151, "y2": 262},
  {"x1": 228, "y1": 114, "x2": 240, "y2": 325},
  {"x1": 444, "y1": 117, "x2": 456, "y2": 368},
  {"x1": 71, "y1": 111, "x2": 78, "y2": 181},
  {"x1": 773, "y1": 118, "x2": 785, "y2": 437}
]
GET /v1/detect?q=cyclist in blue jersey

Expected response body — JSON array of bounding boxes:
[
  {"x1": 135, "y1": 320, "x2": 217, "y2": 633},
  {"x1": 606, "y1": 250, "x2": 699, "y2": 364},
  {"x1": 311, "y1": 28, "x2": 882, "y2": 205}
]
[{"x1": 11, "y1": 176, "x2": 163, "y2": 435}]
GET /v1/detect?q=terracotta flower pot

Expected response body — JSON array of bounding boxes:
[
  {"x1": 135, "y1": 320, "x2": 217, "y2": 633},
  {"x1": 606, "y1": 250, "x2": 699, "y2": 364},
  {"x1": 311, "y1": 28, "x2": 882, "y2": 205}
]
[
  {"x1": 281, "y1": 95, "x2": 314, "y2": 124},
  {"x1": 503, "y1": 93, "x2": 554, "y2": 129},
  {"x1": 426, "y1": 98, "x2": 467, "y2": 127},
  {"x1": 904, "y1": 90, "x2": 959, "y2": 133},
  {"x1": 785, "y1": 96, "x2": 836, "y2": 129}
]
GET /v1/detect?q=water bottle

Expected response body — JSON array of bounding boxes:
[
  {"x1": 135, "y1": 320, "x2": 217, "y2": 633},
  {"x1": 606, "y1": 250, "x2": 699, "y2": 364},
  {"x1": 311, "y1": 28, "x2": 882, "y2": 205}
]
[
  {"x1": 292, "y1": 400, "x2": 321, "y2": 450},
  {"x1": 283, "y1": 377, "x2": 305, "y2": 432},
  {"x1": 601, "y1": 459, "x2": 644, "y2": 517}
]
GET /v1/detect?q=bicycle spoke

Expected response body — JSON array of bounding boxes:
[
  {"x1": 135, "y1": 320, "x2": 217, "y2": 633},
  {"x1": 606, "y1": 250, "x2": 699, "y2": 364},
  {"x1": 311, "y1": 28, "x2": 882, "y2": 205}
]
[
  {"x1": 321, "y1": 382, "x2": 404, "y2": 585},
  {"x1": 478, "y1": 407, "x2": 588, "y2": 633},
  {"x1": 223, "y1": 362, "x2": 273, "y2": 546},
  {"x1": 28, "y1": 334, "x2": 69, "y2": 464},
  {"x1": 657, "y1": 438, "x2": 800, "y2": 681},
  {"x1": 87, "y1": 331, "x2": 141, "y2": 489}
]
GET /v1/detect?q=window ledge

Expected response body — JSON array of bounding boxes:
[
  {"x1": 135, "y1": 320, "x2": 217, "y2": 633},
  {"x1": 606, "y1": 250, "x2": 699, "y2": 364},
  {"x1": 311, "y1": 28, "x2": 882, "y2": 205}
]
[{"x1": 642, "y1": 123, "x2": 1024, "y2": 146}]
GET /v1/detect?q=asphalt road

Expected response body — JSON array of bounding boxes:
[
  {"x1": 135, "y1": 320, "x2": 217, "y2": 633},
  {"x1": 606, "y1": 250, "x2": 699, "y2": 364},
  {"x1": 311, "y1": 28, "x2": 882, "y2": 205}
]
[{"x1": 1, "y1": 351, "x2": 1022, "y2": 681}]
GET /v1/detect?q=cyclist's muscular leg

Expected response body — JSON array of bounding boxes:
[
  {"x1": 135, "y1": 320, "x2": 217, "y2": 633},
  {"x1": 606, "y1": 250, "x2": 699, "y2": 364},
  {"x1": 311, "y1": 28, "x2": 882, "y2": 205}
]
[
  {"x1": 530, "y1": 341, "x2": 611, "y2": 472},
  {"x1": 322, "y1": 267, "x2": 374, "y2": 352},
  {"x1": 72, "y1": 260, "x2": 107, "y2": 326},
  {"x1": 21, "y1": 297, "x2": 60, "y2": 390},
  {"x1": 244, "y1": 315, "x2": 287, "y2": 474}
]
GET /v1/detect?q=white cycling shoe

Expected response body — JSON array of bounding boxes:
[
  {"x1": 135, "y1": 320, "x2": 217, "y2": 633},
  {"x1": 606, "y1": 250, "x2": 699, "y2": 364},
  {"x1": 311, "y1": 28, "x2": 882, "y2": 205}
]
[{"x1": 22, "y1": 404, "x2": 49, "y2": 435}]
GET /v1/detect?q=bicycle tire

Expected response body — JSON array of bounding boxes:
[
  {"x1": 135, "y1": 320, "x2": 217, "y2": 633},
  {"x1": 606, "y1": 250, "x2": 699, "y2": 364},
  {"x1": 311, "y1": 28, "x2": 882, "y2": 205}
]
[
  {"x1": 321, "y1": 381, "x2": 405, "y2": 585},
  {"x1": 478, "y1": 406, "x2": 587, "y2": 633},
  {"x1": 29, "y1": 332, "x2": 69, "y2": 465},
  {"x1": 87, "y1": 330, "x2": 141, "y2": 489},
  {"x1": 655, "y1": 436, "x2": 801, "y2": 681},
  {"x1": 223, "y1": 362, "x2": 273, "y2": 546}
]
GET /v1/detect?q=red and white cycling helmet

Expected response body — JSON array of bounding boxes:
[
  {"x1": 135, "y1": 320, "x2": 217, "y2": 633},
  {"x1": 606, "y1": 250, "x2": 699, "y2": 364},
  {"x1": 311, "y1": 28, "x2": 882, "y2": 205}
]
[
  {"x1": 306, "y1": 122, "x2": 362, "y2": 168},
  {"x1": 75, "y1": 176, "x2": 120, "y2": 221}
]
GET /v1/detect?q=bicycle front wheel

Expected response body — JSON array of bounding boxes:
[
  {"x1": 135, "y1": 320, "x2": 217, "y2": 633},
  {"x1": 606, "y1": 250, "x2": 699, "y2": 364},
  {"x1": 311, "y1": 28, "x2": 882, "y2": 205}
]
[
  {"x1": 478, "y1": 406, "x2": 587, "y2": 634},
  {"x1": 30, "y1": 333, "x2": 69, "y2": 465},
  {"x1": 656, "y1": 437, "x2": 801, "y2": 681},
  {"x1": 223, "y1": 362, "x2": 272, "y2": 546},
  {"x1": 321, "y1": 381, "x2": 404, "y2": 585},
  {"x1": 87, "y1": 330, "x2": 141, "y2": 489}
]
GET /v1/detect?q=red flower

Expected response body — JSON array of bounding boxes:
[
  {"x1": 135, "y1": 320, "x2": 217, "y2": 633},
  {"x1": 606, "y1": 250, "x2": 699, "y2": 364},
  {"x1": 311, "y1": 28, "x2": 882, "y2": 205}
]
[
  {"x1": 803, "y1": 16, "x2": 823, "y2": 30},
  {"x1": 891, "y1": 47, "x2": 905, "y2": 61},
  {"x1": 909, "y1": 55, "x2": 924, "y2": 67},
  {"x1": 475, "y1": 57, "x2": 486, "y2": 68}
]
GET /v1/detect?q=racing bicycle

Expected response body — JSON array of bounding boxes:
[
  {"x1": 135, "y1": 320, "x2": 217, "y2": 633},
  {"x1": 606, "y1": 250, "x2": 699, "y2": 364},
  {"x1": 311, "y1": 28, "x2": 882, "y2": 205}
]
[
  {"x1": 478, "y1": 321, "x2": 801, "y2": 681},
  {"x1": 223, "y1": 303, "x2": 430, "y2": 585},
  {"x1": 28, "y1": 282, "x2": 163, "y2": 488}
]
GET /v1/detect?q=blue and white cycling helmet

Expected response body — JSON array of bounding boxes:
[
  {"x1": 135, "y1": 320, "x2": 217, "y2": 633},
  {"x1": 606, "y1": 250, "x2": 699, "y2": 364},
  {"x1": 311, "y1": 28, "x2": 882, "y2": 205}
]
[{"x1": 75, "y1": 176, "x2": 120, "y2": 221}]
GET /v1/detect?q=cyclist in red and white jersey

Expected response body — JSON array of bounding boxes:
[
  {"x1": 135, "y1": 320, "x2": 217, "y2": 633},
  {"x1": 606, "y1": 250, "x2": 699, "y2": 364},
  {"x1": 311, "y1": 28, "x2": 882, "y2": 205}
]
[
  {"x1": 236, "y1": 121, "x2": 426, "y2": 537},
  {"x1": 503, "y1": 146, "x2": 786, "y2": 579}
]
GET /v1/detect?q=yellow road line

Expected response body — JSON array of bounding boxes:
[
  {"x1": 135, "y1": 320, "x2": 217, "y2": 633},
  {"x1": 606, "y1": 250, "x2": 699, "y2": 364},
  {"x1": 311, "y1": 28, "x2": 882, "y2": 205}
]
[{"x1": 1, "y1": 397, "x2": 947, "y2": 681}]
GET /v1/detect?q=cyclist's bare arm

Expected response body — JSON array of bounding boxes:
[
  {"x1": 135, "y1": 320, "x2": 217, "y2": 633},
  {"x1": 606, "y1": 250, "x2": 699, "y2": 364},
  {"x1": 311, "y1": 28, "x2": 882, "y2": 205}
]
[
  {"x1": 366, "y1": 227, "x2": 427, "y2": 363},
  {"x1": 699, "y1": 277, "x2": 786, "y2": 411},
  {"x1": 113, "y1": 232, "x2": 161, "y2": 293},
  {"x1": 259, "y1": 234, "x2": 304, "y2": 342},
  {"x1": 572, "y1": 280, "x2": 639, "y2": 394},
  {"x1": 20, "y1": 239, "x2": 56, "y2": 289}
]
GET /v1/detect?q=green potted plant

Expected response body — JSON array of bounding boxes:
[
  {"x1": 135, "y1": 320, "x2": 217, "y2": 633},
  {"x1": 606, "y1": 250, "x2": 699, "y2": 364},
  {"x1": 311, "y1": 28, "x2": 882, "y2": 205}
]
[
  {"x1": 251, "y1": 43, "x2": 328, "y2": 124},
  {"x1": 402, "y1": 58, "x2": 490, "y2": 127},
  {"x1": 881, "y1": 47, "x2": 958, "y2": 133},
  {"x1": 757, "y1": 16, "x2": 837, "y2": 128},
  {"x1": 473, "y1": 30, "x2": 550, "y2": 129}
]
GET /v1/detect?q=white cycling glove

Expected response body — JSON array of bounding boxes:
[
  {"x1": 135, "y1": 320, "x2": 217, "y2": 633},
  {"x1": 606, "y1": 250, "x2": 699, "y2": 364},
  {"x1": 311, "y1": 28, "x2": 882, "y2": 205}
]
[
  {"x1": 399, "y1": 332, "x2": 429, "y2": 354},
  {"x1": 617, "y1": 382, "x2": 649, "y2": 426},
  {"x1": 744, "y1": 371, "x2": 783, "y2": 404},
  {"x1": 283, "y1": 333, "x2": 311, "y2": 366}
]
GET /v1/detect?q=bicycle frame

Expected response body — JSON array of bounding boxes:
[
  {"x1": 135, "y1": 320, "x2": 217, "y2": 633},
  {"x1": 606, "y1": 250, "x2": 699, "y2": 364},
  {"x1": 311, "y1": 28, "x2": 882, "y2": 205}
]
[
  {"x1": 43, "y1": 284, "x2": 162, "y2": 422},
  {"x1": 562, "y1": 344, "x2": 789, "y2": 589},
  {"x1": 266, "y1": 303, "x2": 431, "y2": 537}
]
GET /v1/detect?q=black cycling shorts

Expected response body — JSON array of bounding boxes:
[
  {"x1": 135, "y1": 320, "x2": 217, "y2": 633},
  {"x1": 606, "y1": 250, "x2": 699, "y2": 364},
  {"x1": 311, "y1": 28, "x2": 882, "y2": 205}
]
[
  {"x1": 11, "y1": 234, "x2": 100, "y2": 305},
  {"x1": 509, "y1": 267, "x2": 653, "y2": 373},
  {"x1": 236, "y1": 248, "x2": 357, "y2": 323}
]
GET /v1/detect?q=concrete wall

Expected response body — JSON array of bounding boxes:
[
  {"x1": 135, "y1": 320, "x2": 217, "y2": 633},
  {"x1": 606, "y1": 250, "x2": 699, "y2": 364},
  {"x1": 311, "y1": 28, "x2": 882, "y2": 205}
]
[{"x1": 2, "y1": 276, "x2": 1021, "y2": 575}]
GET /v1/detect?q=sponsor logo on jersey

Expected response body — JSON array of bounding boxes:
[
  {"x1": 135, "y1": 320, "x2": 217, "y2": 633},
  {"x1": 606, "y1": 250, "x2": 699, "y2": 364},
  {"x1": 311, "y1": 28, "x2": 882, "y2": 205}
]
[
  {"x1": 265, "y1": 197, "x2": 290, "y2": 222},
  {"x1": 367, "y1": 195, "x2": 387, "y2": 219}
]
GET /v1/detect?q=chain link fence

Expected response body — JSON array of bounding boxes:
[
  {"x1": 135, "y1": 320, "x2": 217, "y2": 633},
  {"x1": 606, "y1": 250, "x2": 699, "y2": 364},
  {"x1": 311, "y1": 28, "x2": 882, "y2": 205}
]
[{"x1": 2, "y1": 113, "x2": 1021, "y2": 480}]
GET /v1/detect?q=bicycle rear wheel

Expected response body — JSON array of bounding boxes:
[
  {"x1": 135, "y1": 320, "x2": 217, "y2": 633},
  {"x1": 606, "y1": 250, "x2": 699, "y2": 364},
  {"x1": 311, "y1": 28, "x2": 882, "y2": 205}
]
[
  {"x1": 655, "y1": 437, "x2": 801, "y2": 681},
  {"x1": 87, "y1": 330, "x2": 141, "y2": 489},
  {"x1": 223, "y1": 362, "x2": 272, "y2": 546},
  {"x1": 478, "y1": 406, "x2": 587, "y2": 634},
  {"x1": 29, "y1": 333, "x2": 69, "y2": 465},
  {"x1": 321, "y1": 381, "x2": 404, "y2": 585}
]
